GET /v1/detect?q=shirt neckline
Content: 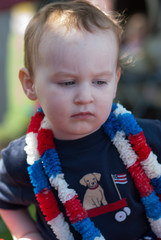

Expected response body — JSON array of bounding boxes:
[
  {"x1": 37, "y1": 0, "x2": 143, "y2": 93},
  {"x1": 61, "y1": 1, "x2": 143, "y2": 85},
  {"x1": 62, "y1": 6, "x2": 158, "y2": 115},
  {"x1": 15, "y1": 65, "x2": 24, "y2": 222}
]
[{"x1": 54, "y1": 127, "x2": 108, "y2": 154}]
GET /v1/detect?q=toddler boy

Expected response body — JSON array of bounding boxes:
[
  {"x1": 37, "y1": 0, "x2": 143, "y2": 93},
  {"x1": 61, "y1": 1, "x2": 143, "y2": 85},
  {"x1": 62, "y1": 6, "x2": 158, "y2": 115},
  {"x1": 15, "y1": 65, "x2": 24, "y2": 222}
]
[{"x1": 0, "y1": 1, "x2": 161, "y2": 240}]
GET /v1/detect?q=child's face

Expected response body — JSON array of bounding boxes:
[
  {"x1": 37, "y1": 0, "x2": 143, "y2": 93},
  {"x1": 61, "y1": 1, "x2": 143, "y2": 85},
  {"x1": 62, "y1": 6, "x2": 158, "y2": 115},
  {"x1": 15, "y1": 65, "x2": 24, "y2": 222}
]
[{"x1": 21, "y1": 27, "x2": 120, "y2": 140}]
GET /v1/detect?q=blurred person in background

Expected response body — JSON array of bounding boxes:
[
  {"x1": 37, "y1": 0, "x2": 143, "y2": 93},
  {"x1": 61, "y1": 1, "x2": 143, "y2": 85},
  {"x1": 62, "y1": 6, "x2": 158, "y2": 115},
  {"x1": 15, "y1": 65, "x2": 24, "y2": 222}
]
[{"x1": 114, "y1": 0, "x2": 161, "y2": 120}]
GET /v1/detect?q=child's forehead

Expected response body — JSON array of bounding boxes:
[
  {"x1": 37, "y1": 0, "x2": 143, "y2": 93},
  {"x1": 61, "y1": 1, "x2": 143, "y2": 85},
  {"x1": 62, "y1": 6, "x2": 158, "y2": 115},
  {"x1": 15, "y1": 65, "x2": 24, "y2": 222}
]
[
  {"x1": 37, "y1": 26, "x2": 119, "y2": 73},
  {"x1": 36, "y1": 11, "x2": 119, "y2": 69},
  {"x1": 39, "y1": 25, "x2": 117, "y2": 54}
]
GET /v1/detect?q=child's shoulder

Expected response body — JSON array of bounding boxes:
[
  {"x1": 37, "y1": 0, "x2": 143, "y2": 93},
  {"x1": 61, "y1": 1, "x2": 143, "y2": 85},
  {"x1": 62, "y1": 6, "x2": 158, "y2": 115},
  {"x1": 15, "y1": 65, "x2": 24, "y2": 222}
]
[
  {"x1": 1, "y1": 135, "x2": 28, "y2": 180},
  {"x1": 137, "y1": 118, "x2": 161, "y2": 136},
  {"x1": 1, "y1": 135, "x2": 26, "y2": 161}
]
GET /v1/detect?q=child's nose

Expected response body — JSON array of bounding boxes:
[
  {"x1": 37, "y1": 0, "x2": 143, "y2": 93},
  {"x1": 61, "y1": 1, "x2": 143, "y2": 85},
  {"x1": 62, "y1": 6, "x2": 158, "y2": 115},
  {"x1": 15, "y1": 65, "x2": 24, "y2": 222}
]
[{"x1": 74, "y1": 83, "x2": 94, "y2": 105}]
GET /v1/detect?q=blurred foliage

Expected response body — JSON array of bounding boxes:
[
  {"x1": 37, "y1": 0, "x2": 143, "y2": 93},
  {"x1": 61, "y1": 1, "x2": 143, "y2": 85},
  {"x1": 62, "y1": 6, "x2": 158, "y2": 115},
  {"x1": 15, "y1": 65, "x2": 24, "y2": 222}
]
[
  {"x1": 0, "y1": 217, "x2": 12, "y2": 240},
  {"x1": 0, "y1": 2, "x2": 35, "y2": 153},
  {"x1": 0, "y1": 2, "x2": 36, "y2": 239}
]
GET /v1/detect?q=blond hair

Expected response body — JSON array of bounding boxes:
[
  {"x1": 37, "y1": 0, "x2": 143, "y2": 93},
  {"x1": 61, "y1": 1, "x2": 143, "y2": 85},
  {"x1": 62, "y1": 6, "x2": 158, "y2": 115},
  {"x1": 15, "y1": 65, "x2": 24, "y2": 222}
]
[{"x1": 24, "y1": 0, "x2": 123, "y2": 76}]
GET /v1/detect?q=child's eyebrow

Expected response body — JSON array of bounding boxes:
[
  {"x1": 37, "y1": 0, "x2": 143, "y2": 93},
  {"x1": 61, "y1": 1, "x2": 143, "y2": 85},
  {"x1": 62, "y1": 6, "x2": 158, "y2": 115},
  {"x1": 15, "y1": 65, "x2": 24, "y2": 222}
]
[
  {"x1": 52, "y1": 71, "x2": 113, "y2": 78},
  {"x1": 52, "y1": 71, "x2": 77, "y2": 78},
  {"x1": 94, "y1": 71, "x2": 113, "y2": 77}
]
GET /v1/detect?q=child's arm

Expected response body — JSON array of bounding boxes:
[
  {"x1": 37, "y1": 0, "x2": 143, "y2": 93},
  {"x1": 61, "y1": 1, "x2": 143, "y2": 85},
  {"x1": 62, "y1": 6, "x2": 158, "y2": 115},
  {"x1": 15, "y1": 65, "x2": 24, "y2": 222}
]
[{"x1": 0, "y1": 208, "x2": 43, "y2": 240}]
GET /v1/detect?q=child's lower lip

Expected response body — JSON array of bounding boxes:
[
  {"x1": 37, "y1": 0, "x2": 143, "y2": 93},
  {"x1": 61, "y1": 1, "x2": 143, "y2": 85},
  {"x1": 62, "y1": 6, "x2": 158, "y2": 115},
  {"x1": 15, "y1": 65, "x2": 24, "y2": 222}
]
[{"x1": 72, "y1": 112, "x2": 94, "y2": 119}]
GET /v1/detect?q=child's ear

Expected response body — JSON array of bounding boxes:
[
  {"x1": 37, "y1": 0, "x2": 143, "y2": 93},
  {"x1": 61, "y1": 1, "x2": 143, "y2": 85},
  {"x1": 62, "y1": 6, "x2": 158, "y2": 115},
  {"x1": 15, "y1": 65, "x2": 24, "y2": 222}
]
[
  {"x1": 116, "y1": 66, "x2": 121, "y2": 85},
  {"x1": 19, "y1": 67, "x2": 37, "y2": 101}
]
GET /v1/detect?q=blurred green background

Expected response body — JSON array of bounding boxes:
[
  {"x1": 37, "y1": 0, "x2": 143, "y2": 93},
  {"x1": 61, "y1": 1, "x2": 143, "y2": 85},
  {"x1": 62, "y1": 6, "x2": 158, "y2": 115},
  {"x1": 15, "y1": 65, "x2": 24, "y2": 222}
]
[
  {"x1": 0, "y1": 2, "x2": 36, "y2": 239},
  {"x1": 0, "y1": 1, "x2": 36, "y2": 152}
]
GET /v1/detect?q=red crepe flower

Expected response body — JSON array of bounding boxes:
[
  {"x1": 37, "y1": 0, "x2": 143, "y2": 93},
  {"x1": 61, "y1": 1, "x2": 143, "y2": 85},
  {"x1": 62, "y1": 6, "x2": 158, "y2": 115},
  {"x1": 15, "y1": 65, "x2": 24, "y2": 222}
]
[
  {"x1": 129, "y1": 161, "x2": 153, "y2": 197},
  {"x1": 128, "y1": 132, "x2": 151, "y2": 161},
  {"x1": 27, "y1": 111, "x2": 44, "y2": 133},
  {"x1": 36, "y1": 188, "x2": 60, "y2": 221},
  {"x1": 37, "y1": 128, "x2": 55, "y2": 156},
  {"x1": 64, "y1": 195, "x2": 87, "y2": 224}
]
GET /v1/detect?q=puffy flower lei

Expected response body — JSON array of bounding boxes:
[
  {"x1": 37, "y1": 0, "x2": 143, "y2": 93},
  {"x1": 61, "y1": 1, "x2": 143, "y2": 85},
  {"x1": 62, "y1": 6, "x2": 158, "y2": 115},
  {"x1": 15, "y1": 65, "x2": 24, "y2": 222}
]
[{"x1": 25, "y1": 103, "x2": 161, "y2": 240}]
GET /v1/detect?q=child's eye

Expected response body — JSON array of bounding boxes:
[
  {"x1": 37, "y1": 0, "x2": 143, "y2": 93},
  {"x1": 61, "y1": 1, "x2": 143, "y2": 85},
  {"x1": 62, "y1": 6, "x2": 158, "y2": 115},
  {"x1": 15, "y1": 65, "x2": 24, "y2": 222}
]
[
  {"x1": 93, "y1": 80, "x2": 107, "y2": 85},
  {"x1": 59, "y1": 81, "x2": 75, "y2": 86}
]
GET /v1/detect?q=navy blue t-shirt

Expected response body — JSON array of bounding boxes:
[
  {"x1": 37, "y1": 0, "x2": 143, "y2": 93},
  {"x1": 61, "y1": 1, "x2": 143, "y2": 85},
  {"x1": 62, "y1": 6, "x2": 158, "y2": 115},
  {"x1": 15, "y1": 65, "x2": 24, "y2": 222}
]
[{"x1": 0, "y1": 118, "x2": 161, "y2": 240}]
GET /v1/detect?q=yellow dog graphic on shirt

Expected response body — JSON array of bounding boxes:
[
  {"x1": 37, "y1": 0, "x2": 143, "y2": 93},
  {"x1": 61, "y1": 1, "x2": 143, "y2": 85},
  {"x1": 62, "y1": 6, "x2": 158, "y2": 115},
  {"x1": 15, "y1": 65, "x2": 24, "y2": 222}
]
[{"x1": 80, "y1": 172, "x2": 108, "y2": 210}]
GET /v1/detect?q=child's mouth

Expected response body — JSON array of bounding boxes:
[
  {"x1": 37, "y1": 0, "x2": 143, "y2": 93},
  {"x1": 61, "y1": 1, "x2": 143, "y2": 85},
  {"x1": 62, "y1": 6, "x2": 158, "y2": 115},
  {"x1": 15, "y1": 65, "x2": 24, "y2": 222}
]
[{"x1": 71, "y1": 112, "x2": 94, "y2": 119}]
